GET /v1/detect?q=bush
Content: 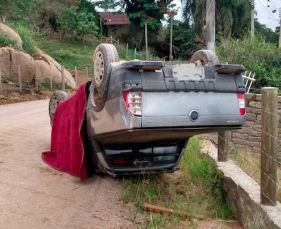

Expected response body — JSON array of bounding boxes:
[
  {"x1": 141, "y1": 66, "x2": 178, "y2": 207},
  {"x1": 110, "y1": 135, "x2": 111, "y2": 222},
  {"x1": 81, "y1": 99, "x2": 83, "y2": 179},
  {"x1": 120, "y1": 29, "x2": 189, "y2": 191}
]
[
  {"x1": 0, "y1": 34, "x2": 18, "y2": 49},
  {"x1": 13, "y1": 25, "x2": 38, "y2": 56},
  {"x1": 217, "y1": 37, "x2": 281, "y2": 92}
]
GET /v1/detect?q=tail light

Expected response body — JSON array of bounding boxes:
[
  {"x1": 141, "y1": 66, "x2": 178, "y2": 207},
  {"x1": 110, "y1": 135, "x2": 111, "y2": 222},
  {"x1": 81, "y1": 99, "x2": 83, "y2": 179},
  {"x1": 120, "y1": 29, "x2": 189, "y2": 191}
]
[
  {"x1": 237, "y1": 94, "x2": 246, "y2": 115},
  {"x1": 123, "y1": 92, "x2": 142, "y2": 116},
  {"x1": 113, "y1": 159, "x2": 129, "y2": 164}
]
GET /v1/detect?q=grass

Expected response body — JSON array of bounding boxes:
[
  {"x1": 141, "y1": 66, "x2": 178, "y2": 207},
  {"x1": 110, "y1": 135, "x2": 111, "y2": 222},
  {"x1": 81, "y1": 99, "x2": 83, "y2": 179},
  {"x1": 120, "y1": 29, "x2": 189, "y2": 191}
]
[
  {"x1": 14, "y1": 25, "x2": 38, "y2": 56},
  {"x1": 39, "y1": 40, "x2": 97, "y2": 71},
  {"x1": 38, "y1": 83, "x2": 72, "y2": 90},
  {"x1": 120, "y1": 137, "x2": 233, "y2": 228},
  {"x1": 229, "y1": 149, "x2": 281, "y2": 203},
  {"x1": 39, "y1": 39, "x2": 156, "y2": 72},
  {"x1": 0, "y1": 34, "x2": 18, "y2": 49},
  {"x1": 1, "y1": 77, "x2": 8, "y2": 84}
]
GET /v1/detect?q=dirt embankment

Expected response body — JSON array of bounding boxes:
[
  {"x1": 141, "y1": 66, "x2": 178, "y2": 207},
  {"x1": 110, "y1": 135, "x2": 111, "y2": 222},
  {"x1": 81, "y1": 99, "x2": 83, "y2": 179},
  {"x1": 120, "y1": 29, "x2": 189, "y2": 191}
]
[{"x1": 0, "y1": 69, "x2": 90, "y2": 105}]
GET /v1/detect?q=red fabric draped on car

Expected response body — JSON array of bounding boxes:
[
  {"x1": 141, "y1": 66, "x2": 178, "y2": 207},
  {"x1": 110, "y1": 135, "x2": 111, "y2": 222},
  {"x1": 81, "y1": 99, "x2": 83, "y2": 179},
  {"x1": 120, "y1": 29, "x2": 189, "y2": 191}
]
[{"x1": 42, "y1": 82, "x2": 89, "y2": 181}]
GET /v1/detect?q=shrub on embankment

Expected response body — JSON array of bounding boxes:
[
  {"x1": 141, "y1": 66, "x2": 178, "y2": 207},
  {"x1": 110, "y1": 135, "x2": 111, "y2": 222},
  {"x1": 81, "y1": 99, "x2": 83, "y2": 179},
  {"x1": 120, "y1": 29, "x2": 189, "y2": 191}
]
[{"x1": 217, "y1": 37, "x2": 281, "y2": 93}]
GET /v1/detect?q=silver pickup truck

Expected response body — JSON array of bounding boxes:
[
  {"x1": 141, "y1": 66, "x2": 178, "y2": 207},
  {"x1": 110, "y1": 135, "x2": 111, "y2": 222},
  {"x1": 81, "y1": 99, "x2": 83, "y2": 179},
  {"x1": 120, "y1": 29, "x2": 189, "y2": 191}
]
[{"x1": 49, "y1": 43, "x2": 246, "y2": 176}]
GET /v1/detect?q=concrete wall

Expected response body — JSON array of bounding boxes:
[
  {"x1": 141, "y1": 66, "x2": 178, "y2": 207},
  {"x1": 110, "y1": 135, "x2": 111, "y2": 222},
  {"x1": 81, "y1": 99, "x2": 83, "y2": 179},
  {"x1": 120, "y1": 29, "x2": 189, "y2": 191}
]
[
  {"x1": 202, "y1": 140, "x2": 281, "y2": 229},
  {"x1": 229, "y1": 93, "x2": 281, "y2": 155}
]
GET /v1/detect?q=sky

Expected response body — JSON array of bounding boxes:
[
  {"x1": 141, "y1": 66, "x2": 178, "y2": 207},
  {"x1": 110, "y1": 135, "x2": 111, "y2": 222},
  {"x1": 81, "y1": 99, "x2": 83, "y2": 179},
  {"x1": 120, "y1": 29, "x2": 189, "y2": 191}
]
[
  {"x1": 173, "y1": 0, "x2": 280, "y2": 31},
  {"x1": 92, "y1": 0, "x2": 280, "y2": 31}
]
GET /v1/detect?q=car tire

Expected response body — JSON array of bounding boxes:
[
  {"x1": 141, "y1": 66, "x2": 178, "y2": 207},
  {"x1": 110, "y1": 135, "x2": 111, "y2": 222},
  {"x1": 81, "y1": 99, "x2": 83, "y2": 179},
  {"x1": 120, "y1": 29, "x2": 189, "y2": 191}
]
[
  {"x1": 190, "y1": 49, "x2": 219, "y2": 66},
  {"x1": 49, "y1": 90, "x2": 70, "y2": 126},
  {"x1": 93, "y1": 43, "x2": 119, "y2": 92}
]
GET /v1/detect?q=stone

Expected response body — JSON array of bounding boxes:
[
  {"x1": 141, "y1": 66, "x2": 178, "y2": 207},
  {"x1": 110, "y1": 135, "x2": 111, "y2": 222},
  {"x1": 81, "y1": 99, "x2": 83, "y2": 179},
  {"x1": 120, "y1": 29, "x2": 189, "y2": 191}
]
[
  {"x1": 249, "y1": 101, "x2": 262, "y2": 109},
  {"x1": 244, "y1": 121, "x2": 255, "y2": 127},
  {"x1": 245, "y1": 93, "x2": 255, "y2": 101},
  {"x1": 232, "y1": 138, "x2": 248, "y2": 146},
  {"x1": 255, "y1": 94, "x2": 262, "y2": 101},
  {"x1": 0, "y1": 23, "x2": 22, "y2": 49},
  {"x1": 36, "y1": 50, "x2": 76, "y2": 88},
  {"x1": 246, "y1": 113, "x2": 256, "y2": 121},
  {"x1": 232, "y1": 132, "x2": 248, "y2": 140},
  {"x1": 0, "y1": 48, "x2": 11, "y2": 78},
  {"x1": 233, "y1": 128, "x2": 249, "y2": 134},
  {"x1": 0, "y1": 47, "x2": 76, "y2": 89},
  {"x1": 9, "y1": 49, "x2": 35, "y2": 83},
  {"x1": 248, "y1": 131, "x2": 261, "y2": 138},
  {"x1": 248, "y1": 136, "x2": 261, "y2": 142},
  {"x1": 246, "y1": 107, "x2": 252, "y2": 113},
  {"x1": 251, "y1": 108, "x2": 262, "y2": 114},
  {"x1": 250, "y1": 142, "x2": 261, "y2": 148}
]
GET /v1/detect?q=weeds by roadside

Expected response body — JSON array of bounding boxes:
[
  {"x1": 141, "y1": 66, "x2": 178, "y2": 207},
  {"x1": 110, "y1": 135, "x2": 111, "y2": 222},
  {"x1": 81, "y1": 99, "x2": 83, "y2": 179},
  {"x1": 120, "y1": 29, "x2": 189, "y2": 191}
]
[
  {"x1": 120, "y1": 137, "x2": 233, "y2": 228},
  {"x1": 229, "y1": 149, "x2": 281, "y2": 203}
]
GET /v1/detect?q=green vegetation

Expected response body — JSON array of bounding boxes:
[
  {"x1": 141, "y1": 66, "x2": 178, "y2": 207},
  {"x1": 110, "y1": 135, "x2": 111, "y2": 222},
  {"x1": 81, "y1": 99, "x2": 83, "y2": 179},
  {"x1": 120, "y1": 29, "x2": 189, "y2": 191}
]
[
  {"x1": 39, "y1": 40, "x2": 143, "y2": 71},
  {"x1": 0, "y1": 34, "x2": 18, "y2": 49},
  {"x1": 120, "y1": 137, "x2": 232, "y2": 228},
  {"x1": 0, "y1": 0, "x2": 280, "y2": 90},
  {"x1": 1, "y1": 77, "x2": 8, "y2": 84},
  {"x1": 13, "y1": 25, "x2": 37, "y2": 56},
  {"x1": 229, "y1": 149, "x2": 281, "y2": 203},
  {"x1": 57, "y1": 6, "x2": 98, "y2": 39},
  {"x1": 217, "y1": 37, "x2": 281, "y2": 93},
  {"x1": 39, "y1": 40, "x2": 97, "y2": 71},
  {"x1": 38, "y1": 83, "x2": 72, "y2": 90}
]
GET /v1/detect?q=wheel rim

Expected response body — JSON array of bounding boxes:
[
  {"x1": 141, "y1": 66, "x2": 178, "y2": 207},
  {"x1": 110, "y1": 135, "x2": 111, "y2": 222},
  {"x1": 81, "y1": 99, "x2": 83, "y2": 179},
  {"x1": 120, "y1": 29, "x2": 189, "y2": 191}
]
[
  {"x1": 49, "y1": 95, "x2": 59, "y2": 118},
  {"x1": 94, "y1": 51, "x2": 104, "y2": 86}
]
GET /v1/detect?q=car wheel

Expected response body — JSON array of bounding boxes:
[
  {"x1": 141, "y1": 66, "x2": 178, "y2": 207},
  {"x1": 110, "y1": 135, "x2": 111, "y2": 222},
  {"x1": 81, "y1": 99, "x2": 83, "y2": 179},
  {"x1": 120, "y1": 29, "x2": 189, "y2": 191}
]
[
  {"x1": 49, "y1": 90, "x2": 70, "y2": 126},
  {"x1": 93, "y1": 43, "x2": 119, "y2": 92},
  {"x1": 190, "y1": 49, "x2": 219, "y2": 66}
]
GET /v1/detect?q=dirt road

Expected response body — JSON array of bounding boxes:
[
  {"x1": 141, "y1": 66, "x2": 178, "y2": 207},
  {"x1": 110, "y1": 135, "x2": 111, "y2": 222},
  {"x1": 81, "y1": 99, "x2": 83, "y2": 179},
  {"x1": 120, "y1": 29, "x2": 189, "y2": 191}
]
[{"x1": 0, "y1": 100, "x2": 133, "y2": 229}]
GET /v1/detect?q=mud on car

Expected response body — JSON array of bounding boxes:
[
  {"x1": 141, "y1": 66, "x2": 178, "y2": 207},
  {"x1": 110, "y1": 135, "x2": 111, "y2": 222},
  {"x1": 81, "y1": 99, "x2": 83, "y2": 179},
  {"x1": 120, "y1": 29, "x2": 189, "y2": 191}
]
[{"x1": 49, "y1": 43, "x2": 246, "y2": 176}]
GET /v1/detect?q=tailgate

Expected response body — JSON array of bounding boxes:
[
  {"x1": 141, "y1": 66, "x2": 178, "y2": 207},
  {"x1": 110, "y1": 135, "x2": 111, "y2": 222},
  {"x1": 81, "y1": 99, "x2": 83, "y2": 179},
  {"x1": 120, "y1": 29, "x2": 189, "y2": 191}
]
[{"x1": 141, "y1": 91, "x2": 244, "y2": 127}]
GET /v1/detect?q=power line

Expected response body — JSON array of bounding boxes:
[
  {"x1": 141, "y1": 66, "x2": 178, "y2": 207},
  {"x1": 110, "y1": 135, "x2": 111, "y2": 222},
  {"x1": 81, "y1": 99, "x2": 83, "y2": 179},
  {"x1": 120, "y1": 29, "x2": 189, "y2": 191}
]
[
  {"x1": 270, "y1": 0, "x2": 280, "y2": 9},
  {"x1": 256, "y1": 0, "x2": 279, "y2": 19}
]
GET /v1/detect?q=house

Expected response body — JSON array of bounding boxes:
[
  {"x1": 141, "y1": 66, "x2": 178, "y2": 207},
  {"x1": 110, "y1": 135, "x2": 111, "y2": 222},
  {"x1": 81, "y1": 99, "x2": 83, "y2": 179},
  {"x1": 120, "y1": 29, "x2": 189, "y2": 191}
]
[{"x1": 98, "y1": 12, "x2": 130, "y2": 38}]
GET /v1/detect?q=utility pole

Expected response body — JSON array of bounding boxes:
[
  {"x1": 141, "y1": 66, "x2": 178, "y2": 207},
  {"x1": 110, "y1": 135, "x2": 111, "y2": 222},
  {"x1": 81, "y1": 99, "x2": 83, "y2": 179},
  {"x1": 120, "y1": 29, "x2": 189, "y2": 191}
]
[
  {"x1": 100, "y1": 17, "x2": 103, "y2": 42},
  {"x1": 169, "y1": 13, "x2": 173, "y2": 61},
  {"x1": 251, "y1": 0, "x2": 255, "y2": 38},
  {"x1": 279, "y1": 7, "x2": 281, "y2": 48},
  {"x1": 206, "y1": 0, "x2": 215, "y2": 52},
  {"x1": 145, "y1": 22, "x2": 148, "y2": 60}
]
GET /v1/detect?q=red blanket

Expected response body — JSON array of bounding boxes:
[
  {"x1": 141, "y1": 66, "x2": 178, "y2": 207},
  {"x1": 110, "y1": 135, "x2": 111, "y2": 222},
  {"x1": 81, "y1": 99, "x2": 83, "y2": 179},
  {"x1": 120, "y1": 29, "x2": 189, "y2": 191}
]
[{"x1": 42, "y1": 82, "x2": 89, "y2": 181}]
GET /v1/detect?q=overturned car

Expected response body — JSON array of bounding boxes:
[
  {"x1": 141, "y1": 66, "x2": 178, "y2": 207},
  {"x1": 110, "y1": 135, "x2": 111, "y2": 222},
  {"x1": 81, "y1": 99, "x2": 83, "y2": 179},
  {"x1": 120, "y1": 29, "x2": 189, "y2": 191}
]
[{"x1": 48, "y1": 43, "x2": 246, "y2": 177}]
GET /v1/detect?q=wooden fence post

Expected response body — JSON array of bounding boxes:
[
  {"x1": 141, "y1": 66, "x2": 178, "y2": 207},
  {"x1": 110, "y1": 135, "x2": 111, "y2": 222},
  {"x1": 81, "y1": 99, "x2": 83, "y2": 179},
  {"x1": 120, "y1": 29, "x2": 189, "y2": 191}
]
[
  {"x1": 261, "y1": 87, "x2": 278, "y2": 206},
  {"x1": 50, "y1": 65, "x2": 52, "y2": 91},
  {"x1": 134, "y1": 48, "x2": 136, "y2": 59},
  {"x1": 35, "y1": 63, "x2": 38, "y2": 91},
  {"x1": 0, "y1": 67, "x2": 2, "y2": 95},
  {"x1": 18, "y1": 65, "x2": 22, "y2": 92},
  {"x1": 75, "y1": 66, "x2": 78, "y2": 89},
  {"x1": 86, "y1": 67, "x2": 89, "y2": 82},
  {"x1": 218, "y1": 131, "x2": 229, "y2": 162},
  {"x1": 61, "y1": 66, "x2": 65, "y2": 90},
  {"x1": 126, "y1": 43, "x2": 128, "y2": 60}
]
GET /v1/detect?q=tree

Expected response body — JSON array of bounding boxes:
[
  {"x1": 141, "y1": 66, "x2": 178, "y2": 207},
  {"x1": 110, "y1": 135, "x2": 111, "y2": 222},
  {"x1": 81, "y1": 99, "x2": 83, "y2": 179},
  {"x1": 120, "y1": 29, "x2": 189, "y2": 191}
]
[
  {"x1": 0, "y1": 0, "x2": 41, "y2": 21},
  {"x1": 164, "y1": 20, "x2": 203, "y2": 59},
  {"x1": 57, "y1": 5, "x2": 98, "y2": 39},
  {"x1": 92, "y1": 0, "x2": 123, "y2": 12},
  {"x1": 254, "y1": 20, "x2": 278, "y2": 45},
  {"x1": 123, "y1": 0, "x2": 173, "y2": 32},
  {"x1": 181, "y1": 0, "x2": 251, "y2": 39}
]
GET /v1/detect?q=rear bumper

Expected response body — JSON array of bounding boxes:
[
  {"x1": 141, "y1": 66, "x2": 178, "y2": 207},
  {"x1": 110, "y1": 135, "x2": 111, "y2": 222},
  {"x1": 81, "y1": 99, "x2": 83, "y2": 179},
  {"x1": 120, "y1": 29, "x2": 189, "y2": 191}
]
[
  {"x1": 93, "y1": 126, "x2": 242, "y2": 145},
  {"x1": 106, "y1": 164, "x2": 179, "y2": 176}
]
